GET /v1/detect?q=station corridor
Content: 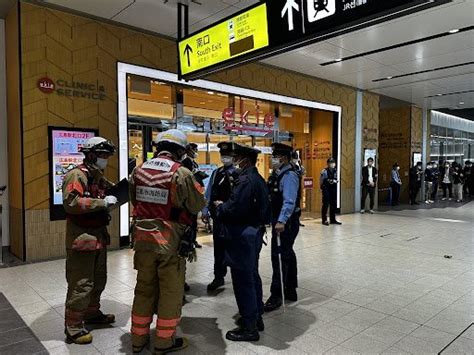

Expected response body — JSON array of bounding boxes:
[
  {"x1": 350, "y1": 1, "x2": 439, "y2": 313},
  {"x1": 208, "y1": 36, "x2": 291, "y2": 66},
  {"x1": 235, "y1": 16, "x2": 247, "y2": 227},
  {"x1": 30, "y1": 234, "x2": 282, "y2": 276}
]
[{"x1": 0, "y1": 203, "x2": 472, "y2": 355}]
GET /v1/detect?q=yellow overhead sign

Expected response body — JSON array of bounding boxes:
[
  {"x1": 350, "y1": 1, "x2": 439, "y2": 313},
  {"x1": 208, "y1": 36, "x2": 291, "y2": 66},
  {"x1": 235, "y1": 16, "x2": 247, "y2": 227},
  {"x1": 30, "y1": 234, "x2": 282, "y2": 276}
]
[{"x1": 179, "y1": 3, "x2": 269, "y2": 77}]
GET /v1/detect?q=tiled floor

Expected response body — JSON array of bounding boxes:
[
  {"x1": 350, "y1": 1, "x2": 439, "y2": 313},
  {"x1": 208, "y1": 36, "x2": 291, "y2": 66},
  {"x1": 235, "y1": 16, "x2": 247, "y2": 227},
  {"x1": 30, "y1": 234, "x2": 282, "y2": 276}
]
[{"x1": 0, "y1": 202, "x2": 472, "y2": 354}]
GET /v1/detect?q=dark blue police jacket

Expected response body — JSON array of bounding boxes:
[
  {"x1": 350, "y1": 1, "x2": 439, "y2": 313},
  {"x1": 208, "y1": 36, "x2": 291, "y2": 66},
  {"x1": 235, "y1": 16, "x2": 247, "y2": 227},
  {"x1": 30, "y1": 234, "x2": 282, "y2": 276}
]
[{"x1": 215, "y1": 166, "x2": 270, "y2": 271}]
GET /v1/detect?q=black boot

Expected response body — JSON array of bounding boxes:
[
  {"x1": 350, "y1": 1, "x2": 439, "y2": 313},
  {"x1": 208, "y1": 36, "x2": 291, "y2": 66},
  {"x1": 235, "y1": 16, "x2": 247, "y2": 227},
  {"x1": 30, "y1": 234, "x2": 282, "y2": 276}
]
[
  {"x1": 155, "y1": 337, "x2": 188, "y2": 354},
  {"x1": 207, "y1": 278, "x2": 224, "y2": 291},
  {"x1": 264, "y1": 295, "x2": 282, "y2": 313},
  {"x1": 285, "y1": 289, "x2": 298, "y2": 302},
  {"x1": 322, "y1": 220, "x2": 330, "y2": 226},
  {"x1": 226, "y1": 327, "x2": 260, "y2": 342},
  {"x1": 330, "y1": 220, "x2": 342, "y2": 225}
]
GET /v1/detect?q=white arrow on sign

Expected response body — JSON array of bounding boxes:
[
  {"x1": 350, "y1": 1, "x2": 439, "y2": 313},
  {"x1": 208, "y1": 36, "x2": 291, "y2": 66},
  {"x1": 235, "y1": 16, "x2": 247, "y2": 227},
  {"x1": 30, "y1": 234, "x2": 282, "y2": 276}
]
[{"x1": 281, "y1": 0, "x2": 300, "y2": 32}]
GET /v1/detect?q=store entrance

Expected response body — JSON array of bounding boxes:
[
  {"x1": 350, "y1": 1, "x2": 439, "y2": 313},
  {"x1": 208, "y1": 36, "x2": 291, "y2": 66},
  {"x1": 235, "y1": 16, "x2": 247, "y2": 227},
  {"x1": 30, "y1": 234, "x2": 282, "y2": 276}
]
[{"x1": 121, "y1": 70, "x2": 340, "y2": 243}]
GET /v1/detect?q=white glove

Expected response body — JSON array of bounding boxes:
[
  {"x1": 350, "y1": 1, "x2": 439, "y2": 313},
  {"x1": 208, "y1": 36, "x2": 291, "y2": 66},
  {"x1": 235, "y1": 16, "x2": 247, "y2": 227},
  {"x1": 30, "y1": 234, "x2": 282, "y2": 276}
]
[{"x1": 104, "y1": 195, "x2": 118, "y2": 208}]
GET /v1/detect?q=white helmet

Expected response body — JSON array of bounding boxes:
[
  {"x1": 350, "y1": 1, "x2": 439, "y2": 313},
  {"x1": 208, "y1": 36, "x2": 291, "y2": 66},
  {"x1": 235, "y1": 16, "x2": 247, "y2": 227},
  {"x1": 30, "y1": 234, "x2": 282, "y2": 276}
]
[
  {"x1": 80, "y1": 137, "x2": 116, "y2": 154},
  {"x1": 154, "y1": 129, "x2": 187, "y2": 149}
]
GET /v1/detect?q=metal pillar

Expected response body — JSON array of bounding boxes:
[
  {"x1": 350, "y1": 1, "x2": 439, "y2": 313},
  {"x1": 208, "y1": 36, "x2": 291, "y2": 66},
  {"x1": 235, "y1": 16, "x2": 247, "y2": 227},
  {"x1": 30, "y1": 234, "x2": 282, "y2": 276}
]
[
  {"x1": 354, "y1": 90, "x2": 363, "y2": 211},
  {"x1": 421, "y1": 107, "x2": 429, "y2": 199}
]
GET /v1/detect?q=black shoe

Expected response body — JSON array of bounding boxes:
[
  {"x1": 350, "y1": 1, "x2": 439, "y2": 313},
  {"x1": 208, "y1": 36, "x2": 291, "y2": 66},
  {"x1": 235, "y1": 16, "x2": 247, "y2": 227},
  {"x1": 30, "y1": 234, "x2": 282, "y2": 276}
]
[
  {"x1": 264, "y1": 296, "x2": 282, "y2": 313},
  {"x1": 207, "y1": 278, "x2": 224, "y2": 291},
  {"x1": 322, "y1": 221, "x2": 330, "y2": 226},
  {"x1": 330, "y1": 220, "x2": 342, "y2": 225},
  {"x1": 236, "y1": 317, "x2": 264, "y2": 332},
  {"x1": 184, "y1": 283, "x2": 190, "y2": 292},
  {"x1": 155, "y1": 337, "x2": 188, "y2": 354},
  {"x1": 285, "y1": 289, "x2": 298, "y2": 302},
  {"x1": 226, "y1": 327, "x2": 260, "y2": 342},
  {"x1": 194, "y1": 241, "x2": 202, "y2": 248}
]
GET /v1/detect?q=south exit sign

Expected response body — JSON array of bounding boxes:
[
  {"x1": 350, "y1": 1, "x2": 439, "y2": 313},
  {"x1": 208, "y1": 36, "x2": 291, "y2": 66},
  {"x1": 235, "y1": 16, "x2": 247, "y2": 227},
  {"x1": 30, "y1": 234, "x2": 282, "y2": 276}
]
[{"x1": 178, "y1": 0, "x2": 449, "y2": 80}]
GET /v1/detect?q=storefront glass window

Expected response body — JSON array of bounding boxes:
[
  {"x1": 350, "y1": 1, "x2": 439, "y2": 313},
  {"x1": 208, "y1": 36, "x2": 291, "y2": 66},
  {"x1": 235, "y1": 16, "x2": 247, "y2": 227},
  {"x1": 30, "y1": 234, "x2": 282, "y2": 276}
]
[{"x1": 430, "y1": 124, "x2": 473, "y2": 164}]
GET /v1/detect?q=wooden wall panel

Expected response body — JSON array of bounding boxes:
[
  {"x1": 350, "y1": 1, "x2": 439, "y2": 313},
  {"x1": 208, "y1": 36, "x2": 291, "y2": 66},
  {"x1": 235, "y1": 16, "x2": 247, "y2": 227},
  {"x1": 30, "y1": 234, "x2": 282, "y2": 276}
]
[
  {"x1": 6, "y1": 3, "x2": 24, "y2": 259},
  {"x1": 411, "y1": 106, "x2": 423, "y2": 161},
  {"x1": 19, "y1": 2, "x2": 377, "y2": 261}
]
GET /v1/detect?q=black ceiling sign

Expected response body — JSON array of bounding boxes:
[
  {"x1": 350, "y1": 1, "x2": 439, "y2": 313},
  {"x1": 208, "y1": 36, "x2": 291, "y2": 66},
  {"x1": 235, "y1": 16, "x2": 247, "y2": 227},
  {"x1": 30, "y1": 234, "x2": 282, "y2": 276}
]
[{"x1": 180, "y1": 0, "x2": 450, "y2": 80}]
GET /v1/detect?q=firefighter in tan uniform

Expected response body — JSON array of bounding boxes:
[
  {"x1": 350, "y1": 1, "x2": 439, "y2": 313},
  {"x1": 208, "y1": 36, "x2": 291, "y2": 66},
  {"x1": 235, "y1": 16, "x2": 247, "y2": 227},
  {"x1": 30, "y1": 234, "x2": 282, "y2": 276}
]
[
  {"x1": 62, "y1": 137, "x2": 118, "y2": 344},
  {"x1": 129, "y1": 129, "x2": 206, "y2": 354}
]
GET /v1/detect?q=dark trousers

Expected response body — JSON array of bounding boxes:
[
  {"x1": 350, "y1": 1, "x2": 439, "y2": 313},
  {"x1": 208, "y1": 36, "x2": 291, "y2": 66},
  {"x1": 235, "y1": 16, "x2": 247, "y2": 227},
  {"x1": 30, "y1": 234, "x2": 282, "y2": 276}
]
[
  {"x1": 230, "y1": 237, "x2": 263, "y2": 330},
  {"x1": 409, "y1": 184, "x2": 420, "y2": 204},
  {"x1": 390, "y1": 183, "x2": 400, "y2": 205},
  {"x1": 270, "y1": 216, "x2": 299, "y2": 297},
  {"x1": 361, "y1": 185, "x2": 375, "y2": 210},
  {"x1": 442, "y1": 183, "x2": 453, "y2": 198},
  {"x1": 431, "y1": 182, "x2": 439, "y2": 200},
  {"x1": 321, "y1": 188, "x2": 337, "y2": 222},
  {"x1": 212, "y1": 222, "x2": 227, "y2": 280}
]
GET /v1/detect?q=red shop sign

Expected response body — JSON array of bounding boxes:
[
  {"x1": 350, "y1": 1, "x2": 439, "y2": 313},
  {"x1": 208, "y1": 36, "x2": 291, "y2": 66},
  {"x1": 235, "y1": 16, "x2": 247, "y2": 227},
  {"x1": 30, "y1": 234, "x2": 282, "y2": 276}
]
[{"x1": 303, "y1": 177, "x2": 314, "y2": 189}]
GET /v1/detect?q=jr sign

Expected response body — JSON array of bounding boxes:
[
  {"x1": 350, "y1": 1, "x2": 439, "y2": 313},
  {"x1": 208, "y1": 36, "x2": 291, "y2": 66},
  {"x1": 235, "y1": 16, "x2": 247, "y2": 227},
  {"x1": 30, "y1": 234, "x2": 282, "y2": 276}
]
[{"x1": 178, "y1": 0, "x2": 448, "y2": 79}]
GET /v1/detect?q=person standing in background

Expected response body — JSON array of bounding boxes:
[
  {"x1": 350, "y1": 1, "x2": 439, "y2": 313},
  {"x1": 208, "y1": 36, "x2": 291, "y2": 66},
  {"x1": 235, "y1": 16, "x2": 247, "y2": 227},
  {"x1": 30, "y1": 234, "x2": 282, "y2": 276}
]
[
  {"x1": 431, "y1": 161, "x2": 440, "y2": 202},
  {"x1": 360, "y1": 157, "x2": 377, "y2": 214},
  {"x1": 320, "y1": 158, "x2": 341, "y2": 226},
  {"x1": 463, "y1": 160, "x2": 472, "y2": 197},
  {"x1": 390, "y1": 163, "x2": 402, "y2": 206},
  {"x1": 409, "y1": 162, "x2": 423, "y2": 205},
  {"x1": 424, "y1": 162, "x2": 435, "y2": 204},
  {"x1": 441, "y1": 161, "x2": 453, "y2": 201},
  {"x1": 452, "y1": 163, "x2": 464, "y2": 203}
]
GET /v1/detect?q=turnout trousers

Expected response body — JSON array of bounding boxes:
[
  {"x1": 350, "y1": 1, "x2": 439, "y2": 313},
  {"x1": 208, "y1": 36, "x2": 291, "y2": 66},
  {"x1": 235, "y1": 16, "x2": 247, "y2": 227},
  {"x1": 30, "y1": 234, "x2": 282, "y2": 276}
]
[
  {"x1": 131, "y1": 251, "x2": 186, "y2": 349},
  {"x1": 270, "y1": 216, "x2": 300, "y2": 297},
  {"x1": 65, "y1": 248, "x2": 107, "y2": 334}
]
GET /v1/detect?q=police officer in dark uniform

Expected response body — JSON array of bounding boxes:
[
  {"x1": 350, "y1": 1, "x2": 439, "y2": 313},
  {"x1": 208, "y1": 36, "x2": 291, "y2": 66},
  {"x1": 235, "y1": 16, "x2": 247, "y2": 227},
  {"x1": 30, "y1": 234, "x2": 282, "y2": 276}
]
[
  {"x1": 214, "y1": 143, "x2": 271, "y2": 342},
  {"x1": 320, "y1": 157, "x2": 341, "y2": 226},
  {"x1": 264, "y1": 143, "x2": 301, "y2": 312},
  {"x1": 202, "y1": 142, "x2": 239, "y2": 291}
]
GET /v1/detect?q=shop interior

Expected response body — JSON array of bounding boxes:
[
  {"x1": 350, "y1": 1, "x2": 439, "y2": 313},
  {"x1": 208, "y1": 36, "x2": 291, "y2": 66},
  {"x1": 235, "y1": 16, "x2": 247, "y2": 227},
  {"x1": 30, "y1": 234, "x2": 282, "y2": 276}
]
[{"x1": 125, "y1": 73, "x2": 339, "y2": 228}]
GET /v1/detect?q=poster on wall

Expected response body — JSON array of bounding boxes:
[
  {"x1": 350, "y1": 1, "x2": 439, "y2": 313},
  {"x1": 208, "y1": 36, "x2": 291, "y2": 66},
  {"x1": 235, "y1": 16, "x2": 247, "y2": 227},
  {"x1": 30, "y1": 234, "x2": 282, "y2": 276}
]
[
  {"x1": 412, "y1": 152, "x2": 422, "y2": 166},
  {"x1": 49, "y1": 127, "x2": 97, "y2": 220}
]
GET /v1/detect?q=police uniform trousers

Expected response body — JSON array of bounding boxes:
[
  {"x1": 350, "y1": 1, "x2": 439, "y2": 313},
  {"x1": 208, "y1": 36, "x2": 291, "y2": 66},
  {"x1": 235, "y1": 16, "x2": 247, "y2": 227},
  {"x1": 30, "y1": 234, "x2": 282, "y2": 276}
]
[
  {"x1": 322, "y1": 187, "x2": 337, "y2": 222},
  {"x1": 270, "y1": 216, "x2": 299, "y2": 297},
  {"x1": 225, "y1": 226, "x2": 264, "y2": 330},
  {"x1": 65, "y1": 223, "x2": 109, "y2": 335},
  {"x1": 131, "y1": 250, "x2": 186, "y2": 349},
  {"x1": 212, "y1": 220, "x2": 227, "y2": 280}
]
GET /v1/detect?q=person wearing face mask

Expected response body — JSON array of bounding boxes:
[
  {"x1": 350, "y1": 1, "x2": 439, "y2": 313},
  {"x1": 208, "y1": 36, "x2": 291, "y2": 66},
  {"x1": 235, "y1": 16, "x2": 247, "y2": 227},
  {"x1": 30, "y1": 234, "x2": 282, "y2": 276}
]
[
  {"x1": 462, "y1": 160, "x2": 472, "y2": 197},
  {"x1": 320, "y1": 157, "x2": 341, "y2": 225},
  {"x1": 390, "y1": 163, "x2": 402, "y2": 206},
  {"x1": 441, "y1": 161, "x2": 453, "y2": 201},
  {"x1": 264, "y1": 143, "x2": 301, "y2": 313},
  {"x1": 431, "y1": 162, "x2": 440, "y2": 202},
  {"x1": 61, "y1": 137, "x2": 117, "y2": 345},
  {"x1": 424, "y1": 162, "x2": 435, "y2": 204},
  {"x1": 214, "y1": 143, "x2": 271, "y2": 342},
  {"x1": 202, "y1": 142, "x2": 240, "y2": 292},
  {"x1": 409, "y1": 162, "x2": 423, "y2": 205},
  {"x1": 129, "y1": 129, "x2": 206, "y2": 354},
  {"x1": 361, "y1": 157, "x2": 378, "y2": 214},
  {"x1": 452, "y1": 162, "x2": 465, "y2": 202}
]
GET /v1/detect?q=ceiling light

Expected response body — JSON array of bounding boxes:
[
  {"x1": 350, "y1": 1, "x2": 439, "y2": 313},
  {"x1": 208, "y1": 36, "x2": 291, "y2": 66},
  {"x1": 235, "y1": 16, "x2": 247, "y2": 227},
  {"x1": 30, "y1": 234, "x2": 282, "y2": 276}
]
[
  {"x1": 436, "y1": 93, "x2": 443, "y2": 96},
  {"x1": 334, "y1": 58, "x2": 342, "y2": 62},
  {"x1": 386, "y1": 76, "x2": 393, "y2": 80},
  {"x1": 200, "y1": 101, "x2": 206, "y2": 104},
  {"x1": 163, "y1": 96, "x2": 169, "y2": 99},
  {"x1": 207, "y1": 91, "x2": 215, "y2": 95},
  {"x1": 448, "y1": 29, "x2": 460, "y2": 34},
  {"x1": 459, "y1": 101, "x2": 465, "y2": 105}
]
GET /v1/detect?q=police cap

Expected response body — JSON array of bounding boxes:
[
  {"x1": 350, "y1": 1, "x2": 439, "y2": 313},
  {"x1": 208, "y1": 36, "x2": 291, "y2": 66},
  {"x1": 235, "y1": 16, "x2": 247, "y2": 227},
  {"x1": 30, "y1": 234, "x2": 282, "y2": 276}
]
[
  {"x1": 271, "y1": 142, "x2": 293, "y2": 158},
  {"x1": 217, "y1": 141, "x2": 235, "y2": 155},
  {"x1": 327, "y1": 157, "x2": 336, "y2": 163},
  {"x1": 233, "y1": 143, "x2": 260, "y2": 158}
]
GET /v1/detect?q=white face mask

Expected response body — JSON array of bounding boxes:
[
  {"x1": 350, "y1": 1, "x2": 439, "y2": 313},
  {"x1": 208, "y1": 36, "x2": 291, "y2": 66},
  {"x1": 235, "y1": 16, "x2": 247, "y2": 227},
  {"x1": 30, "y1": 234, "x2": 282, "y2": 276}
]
[
  {"x1": 433, "y1": 164, "x2": 438, "y2": 168},
  {"x1": 329, "y1": 163, "x2": 336, "y2": 169},
  {"x1": 396, "y1": 166, "x2": 400, "y2": 171},
  {"x1": 180, "y1": 153, "x2": 188, "y2": 162},
  {"x1": 271, "y1": 157, "x2": 282, "y2": 170},
  {"x1": 221, "y1": 156, "x2": 233, "y2": 167},
  {"x1": 95, "y1": 158, "x2": 108, "y2": 170}
]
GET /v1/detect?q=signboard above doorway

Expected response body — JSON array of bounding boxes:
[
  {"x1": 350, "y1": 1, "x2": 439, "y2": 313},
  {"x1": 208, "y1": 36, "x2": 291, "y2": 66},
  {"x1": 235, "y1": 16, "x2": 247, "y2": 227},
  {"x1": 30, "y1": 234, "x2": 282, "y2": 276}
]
[{"x1": 178, "y1": 0, "x2": 449, "y2": 80}]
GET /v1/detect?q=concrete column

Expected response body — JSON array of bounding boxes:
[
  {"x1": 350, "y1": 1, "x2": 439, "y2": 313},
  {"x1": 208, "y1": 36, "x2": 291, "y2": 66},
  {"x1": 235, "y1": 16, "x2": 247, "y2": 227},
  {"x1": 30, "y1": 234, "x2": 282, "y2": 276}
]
[
  {"x1": 354, "y1": 90, "x2": 363, "y2": 211},
  {"x1": 421, "y1": 107, "x2": 429, "y2": 199}
]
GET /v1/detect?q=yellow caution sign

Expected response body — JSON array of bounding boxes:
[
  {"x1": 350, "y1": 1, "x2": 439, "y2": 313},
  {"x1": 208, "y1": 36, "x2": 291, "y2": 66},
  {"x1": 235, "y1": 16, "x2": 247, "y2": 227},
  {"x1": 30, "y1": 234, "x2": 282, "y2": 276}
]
[{"x1": 179, "y1": 3, "x2": 269, "y2": 77}]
